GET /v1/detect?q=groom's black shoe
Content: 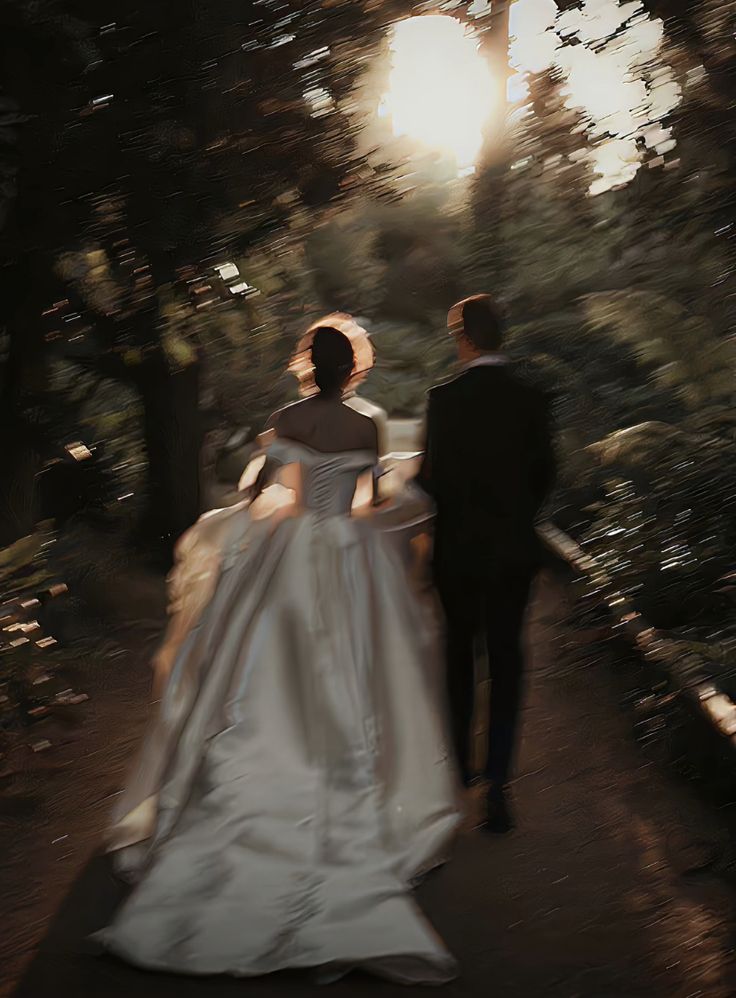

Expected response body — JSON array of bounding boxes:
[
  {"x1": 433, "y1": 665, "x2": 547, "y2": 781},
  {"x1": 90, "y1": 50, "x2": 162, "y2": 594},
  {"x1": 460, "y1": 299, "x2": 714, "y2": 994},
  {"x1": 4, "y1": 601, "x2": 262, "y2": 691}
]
[{"x1": 481, "y1": 786, "x2": 514, "y2": 834}]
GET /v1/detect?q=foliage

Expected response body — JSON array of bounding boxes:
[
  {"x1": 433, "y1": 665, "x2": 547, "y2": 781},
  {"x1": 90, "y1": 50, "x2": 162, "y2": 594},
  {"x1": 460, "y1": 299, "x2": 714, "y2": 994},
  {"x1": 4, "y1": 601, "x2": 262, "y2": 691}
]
[
  {"x1": 1, "y1": 0, "x2": 452, "y2": 549},
  {"x1": 576, "y1": 422, "x2": 736, "y2": 637},
  {"x1": 581, "y1": 290, "x2": 736, "y2": 420},
  {"x1": 0, "y1": 526, "x2": 67, "y2": 753},
  {"x1": 1, "y1": 0, "x2": 735, "y2": 601}
]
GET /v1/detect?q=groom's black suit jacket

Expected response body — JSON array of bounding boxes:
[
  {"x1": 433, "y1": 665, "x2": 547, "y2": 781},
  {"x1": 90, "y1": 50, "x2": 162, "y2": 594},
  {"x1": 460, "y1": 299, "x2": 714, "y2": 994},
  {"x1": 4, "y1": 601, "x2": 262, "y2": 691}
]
[{"x1": 419, "y1": 364, "x2": 555, "y2": 581}]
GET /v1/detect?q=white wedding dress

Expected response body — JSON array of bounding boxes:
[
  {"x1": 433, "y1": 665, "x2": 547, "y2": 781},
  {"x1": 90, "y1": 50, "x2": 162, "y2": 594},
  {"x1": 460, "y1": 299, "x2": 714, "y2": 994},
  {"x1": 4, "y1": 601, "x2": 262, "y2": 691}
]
[{"x1": 94, "y1": 438, "x2": 460, "y2": 984}]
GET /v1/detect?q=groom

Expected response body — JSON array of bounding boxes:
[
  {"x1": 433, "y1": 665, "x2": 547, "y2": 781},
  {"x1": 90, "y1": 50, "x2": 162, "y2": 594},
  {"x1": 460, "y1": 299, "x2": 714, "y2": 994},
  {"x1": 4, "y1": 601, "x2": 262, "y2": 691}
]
[{"x1": 419, "y1": 295, "x2": 555, "y2": 833}]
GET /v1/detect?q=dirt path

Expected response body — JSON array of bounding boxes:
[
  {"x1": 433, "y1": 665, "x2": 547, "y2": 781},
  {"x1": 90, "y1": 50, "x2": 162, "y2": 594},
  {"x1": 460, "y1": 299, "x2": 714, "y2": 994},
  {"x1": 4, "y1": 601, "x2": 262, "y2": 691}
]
[
  {"x1": 6, "y1": 572, "x2": 736, "y2": 997},
  {"x1": 0, "y1": 545, "x2": 166, "y2": 998}
]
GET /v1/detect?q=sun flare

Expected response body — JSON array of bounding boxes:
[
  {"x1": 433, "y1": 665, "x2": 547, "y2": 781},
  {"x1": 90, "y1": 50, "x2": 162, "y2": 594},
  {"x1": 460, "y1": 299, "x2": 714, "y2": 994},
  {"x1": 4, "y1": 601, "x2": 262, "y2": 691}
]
[
  {"x1": 380, "y1": 16, "x2": 497, "y2": 171},
  {"x1": 508, "y1": 0, "x2": 680, "y2": 194}
]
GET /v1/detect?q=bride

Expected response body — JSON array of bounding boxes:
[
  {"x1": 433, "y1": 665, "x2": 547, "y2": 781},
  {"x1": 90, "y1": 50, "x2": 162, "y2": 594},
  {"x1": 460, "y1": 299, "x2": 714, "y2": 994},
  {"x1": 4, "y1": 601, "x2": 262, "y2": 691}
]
[{"x1": 93, "y1": 325, "x2": 460, "y2": 984}]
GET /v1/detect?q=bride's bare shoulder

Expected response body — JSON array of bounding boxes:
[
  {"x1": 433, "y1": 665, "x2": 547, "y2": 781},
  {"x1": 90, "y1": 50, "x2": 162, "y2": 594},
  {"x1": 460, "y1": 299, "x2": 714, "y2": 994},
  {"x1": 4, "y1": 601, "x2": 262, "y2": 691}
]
[
  {"x1": 266, "y1": 397, "x2": 377, "y2": 453},
  {"x1": 343, "y1": 404, "x2": 379, "y2": 451},
  {"x1": 265, "y1": 399, "x2": 304, "y2": 432}
]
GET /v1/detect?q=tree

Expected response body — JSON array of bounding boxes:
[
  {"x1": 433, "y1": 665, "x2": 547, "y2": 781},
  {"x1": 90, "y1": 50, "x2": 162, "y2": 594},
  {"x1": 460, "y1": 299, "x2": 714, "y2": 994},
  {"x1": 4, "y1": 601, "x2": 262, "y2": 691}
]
[{"x1": 0, "y1": 0, "x2": 430, "y2": 555}]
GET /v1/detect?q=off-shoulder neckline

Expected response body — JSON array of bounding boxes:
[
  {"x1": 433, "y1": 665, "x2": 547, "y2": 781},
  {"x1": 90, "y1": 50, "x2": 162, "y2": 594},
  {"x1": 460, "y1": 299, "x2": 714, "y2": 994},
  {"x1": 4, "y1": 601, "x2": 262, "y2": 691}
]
[{"x1": 271, "y1": 436, "x2": 376, "y2": 460}]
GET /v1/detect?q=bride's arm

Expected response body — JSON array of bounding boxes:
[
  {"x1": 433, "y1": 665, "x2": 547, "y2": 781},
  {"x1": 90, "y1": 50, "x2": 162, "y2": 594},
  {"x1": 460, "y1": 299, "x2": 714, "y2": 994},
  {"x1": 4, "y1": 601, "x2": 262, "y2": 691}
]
[
  {"x1": 150, "y1": 516, "x2": 225, "y2": 698},
  {"x1": 350, "y1": 421, "x2": 380, "y2": 515},
  {"x1": 237, "y1": 427, "x2": 278, "y2": 497},
  {"x1": 416, "y1": 391, "x2": 436, "y2": 497}
]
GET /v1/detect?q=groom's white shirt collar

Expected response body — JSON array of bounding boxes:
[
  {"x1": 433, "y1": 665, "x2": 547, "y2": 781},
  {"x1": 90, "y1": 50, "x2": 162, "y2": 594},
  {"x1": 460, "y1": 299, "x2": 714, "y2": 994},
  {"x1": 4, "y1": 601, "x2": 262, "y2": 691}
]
[{"x1": 462, "y1": 352, "x2": 508, "y2": 370}]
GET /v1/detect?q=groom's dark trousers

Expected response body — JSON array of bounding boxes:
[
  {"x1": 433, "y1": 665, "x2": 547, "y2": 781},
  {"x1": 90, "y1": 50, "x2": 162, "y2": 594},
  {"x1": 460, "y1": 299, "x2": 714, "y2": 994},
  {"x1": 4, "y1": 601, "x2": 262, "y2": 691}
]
[
  {"x1": 419, "y1": 363, "x2": 555, "y2": 787},
  {"x1": 435, "y1": 571, "x2": 532, "y2": 787}
]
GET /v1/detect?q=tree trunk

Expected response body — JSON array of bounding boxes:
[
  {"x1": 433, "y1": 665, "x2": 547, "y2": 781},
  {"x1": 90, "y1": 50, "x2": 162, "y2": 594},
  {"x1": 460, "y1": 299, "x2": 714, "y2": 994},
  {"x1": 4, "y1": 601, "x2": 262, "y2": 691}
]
[
  {"x1": 0, "y1": 267, "x2": 48, "y2": 548},
  {"x1": 136, "y1": 352, "x2": 202, "y2": 564},
  {"x1": 485, "y1": 1, "x2": 512, "y2": 163},
  {"x1": 0, "y1": 415, "x2": 40, "y2": 547}
]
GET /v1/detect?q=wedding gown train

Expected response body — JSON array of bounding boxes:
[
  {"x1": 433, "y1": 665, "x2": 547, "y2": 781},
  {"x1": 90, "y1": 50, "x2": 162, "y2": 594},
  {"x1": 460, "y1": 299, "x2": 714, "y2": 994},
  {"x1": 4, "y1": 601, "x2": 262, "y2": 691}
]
[{"x1": 93, "y1": 439, "x2": 460, "y2": 983}]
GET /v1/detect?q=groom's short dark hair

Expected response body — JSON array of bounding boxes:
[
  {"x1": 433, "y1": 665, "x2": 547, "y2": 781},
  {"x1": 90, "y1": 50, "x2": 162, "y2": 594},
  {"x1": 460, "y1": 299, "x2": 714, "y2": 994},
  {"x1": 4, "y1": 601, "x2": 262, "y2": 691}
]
[{"x1": 460, "y1": 294, "x2": 503, "y2": 351}]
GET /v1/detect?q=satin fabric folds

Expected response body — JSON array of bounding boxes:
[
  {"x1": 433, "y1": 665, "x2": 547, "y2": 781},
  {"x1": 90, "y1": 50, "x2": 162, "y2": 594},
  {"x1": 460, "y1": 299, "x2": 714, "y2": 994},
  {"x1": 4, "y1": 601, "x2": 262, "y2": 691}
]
[{"x1": 94, "y1": 440, "x2": 460, "y2": 984}]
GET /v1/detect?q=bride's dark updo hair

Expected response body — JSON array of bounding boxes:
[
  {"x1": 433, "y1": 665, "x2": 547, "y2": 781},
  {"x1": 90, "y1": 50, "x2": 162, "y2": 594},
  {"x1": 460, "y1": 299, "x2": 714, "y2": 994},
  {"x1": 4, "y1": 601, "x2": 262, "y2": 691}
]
[{"x1": 310, "y1": 326, "x2": 355, "y2": 397}]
